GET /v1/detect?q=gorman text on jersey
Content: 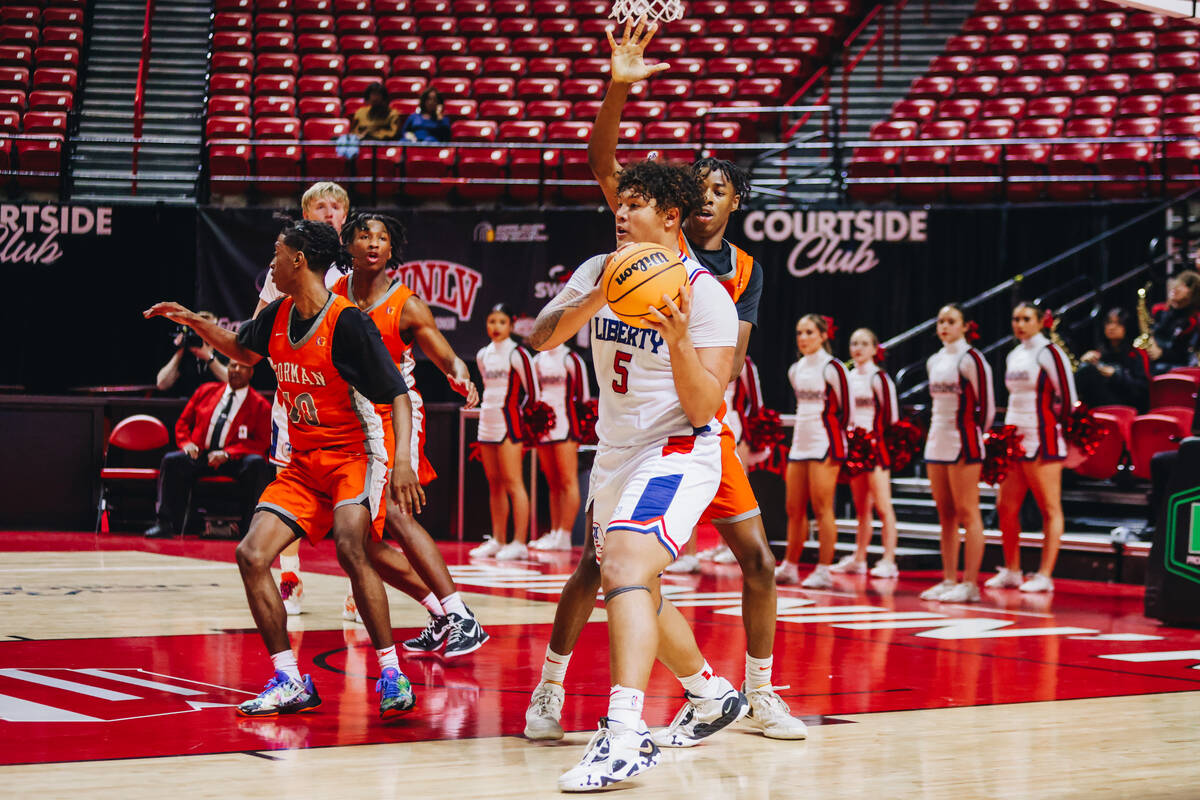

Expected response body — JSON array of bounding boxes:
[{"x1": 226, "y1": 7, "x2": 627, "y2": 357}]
[{"x1": 274, "y1": 362, "x2": 328, "y2": 387}]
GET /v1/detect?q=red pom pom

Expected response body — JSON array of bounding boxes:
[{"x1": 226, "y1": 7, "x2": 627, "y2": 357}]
[
  {"x1": 1064, "y1": 402, "x2": 1107, "y2": 456},
  {"x1": 522, "y1": 401, "x2": 557, "y2": 441},
  {"x1": 882, "y1": 417, "x2": 925, "y2": 473},
  {"x1": 982, "y1": 425, "x2": 1024, "y2": 485},
  {"x1": 574, "y1": 398, "x2": 599, "y2": 445},
  {"x1": 468, "y1": 442, "x2": 483, "y2": 463},
  {"x1": 841, "y1": 427, "x2": 878, "y2": 478},
  {"x1": 965, "y1": 320, "x2": 981, "y2": 343},
  {"x1": 746, "y1": 407, "x2": 786, "y2": 452}
]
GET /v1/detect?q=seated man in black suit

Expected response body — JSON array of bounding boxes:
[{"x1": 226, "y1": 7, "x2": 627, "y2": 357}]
[{"x1": 145, "y1": 360, "x2": 272, "y2": 538}]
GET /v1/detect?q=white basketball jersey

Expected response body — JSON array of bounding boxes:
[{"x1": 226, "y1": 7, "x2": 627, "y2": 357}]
[{"x1": 564, "y1": 251, "x2": 739, "y2": 449}]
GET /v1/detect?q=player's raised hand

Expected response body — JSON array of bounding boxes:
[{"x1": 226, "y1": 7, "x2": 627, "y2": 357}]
[
  {"x1": 143, "y1": 301, "x2": 196, "y2": 324},
  {"x1": 607, "y1": 16, "x2": 670, "y2": 84},
  {"x1": 390, "y1": 462, "x2": 426, "y2": 516},
  {"x1": 645, "y1": 282, "x2": 693, "y2": 348}
]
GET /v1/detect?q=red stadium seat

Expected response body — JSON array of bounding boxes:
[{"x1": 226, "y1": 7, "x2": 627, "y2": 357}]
[
  {"x1": 296, "y1": 33, "x2": 337, "y2": 53},
  {"x1": 295, "y1": 0, "x2": 334, "y2": 8},
  {"x1": 303, "y1": 116, "x2": 352, "y2": 178},
  {"x1": 1074, "y1": 95, "x2": 1118, "y2": 118},
  {"x1": 455, "y1": 16, "x2": 496, "y2": 35},
  {"x1": 928, "y1": 56, "x2": 974, "y2": 77},
  {"x1": 1044, "y1": 13, "x2": 1086, "y2": 32},
  {"x1": 255, "y1": 32, "x2": 296, "y2": 52},
  {"x1": 295, "y1": 75, "x2": 337, "y2": 97},
  {"x1": 416, "y1": 16, "x2": 457, "y2": 35},
  {"x1": 691, "y1": 79, "x2": 735, "y2": 103},
  {"x1": 382, "y1": 35, "x2": 422, "y2": 54},
  {"x1": 493, "y1": 0, "x2": 533, "y2": 14},
  {"x1": 1047, "y1": 117, "x2": 1111, "y2": 200},
  {"x1": 1006, "y1": 116, "x2": 1063, "y2": 201},
  {"x1": 457, "y1": 146, "x2": 509, "y2": 202},
  {"x1": 259, "y1": 0, "x2": 295, "y2": 10},
  {"x1": 477, "y1": 98, "x2": 522, "y2": 122},
  {"x1": 1111, "y1": 52, "x2": 1156, "y2": 74},
  {"x1": 498, "y1": 119, "x2": 545, "y2": 141},
  {"x1": 707, "y1": 57, "x2": 753, "y2": 78},
  {"x1": 210, "y1": 73, "x2": 252, "y2": 96},
  {"x1": 939, "y1": 97, "x2": 982, "y2": 121},
  {"x1": 963, "y1": 15, "x2": 1003, "y2": 34},
  {"x1": 471, "y1": 76, "x2": 514, "y2": 100},
  {"x1": 899, "y1": 119, "x2": 966, "y2": 202},
  {"x1": 213, "y1": 13, "x2": 252, "y2": 32},
  {"x1": 732, "y1": 37, "x2": 776, "y2": 57},
  {"x1": 1043, "y1": 73, "x2": 1087, "y2": 95},
  {"x1": 688, "y1": 37, "x2": 733, "y2": 57},
  {"x1": 1115, "y1": 30, "x2": 1156, "y2": 51},
  {"x1": 847, "y1": 120, "x2": 920, "y2": 202},
  {"x1": 893, "y1": 98, "x2": 937, "y2": 122},
  {"x1": 499, "y1": 17, "x2": 538, "y2": 36},
  {"x1": 1118, "y1": 94, "x2": 1163, "y2": 118},
  {"x1": 956, "y1": 75, "x2": 1001, "y2": 99},
  {"x1": 755, "y1": 57, "x2": 803, "y2": 84},
  {"x1": 213, "y1": 31, "x2": 253, "y2": 52},
  {"x1": 429, "y1": 75, "x2": 471, "y2": 97},
  {"x1": 669, "y1": 99, "x2": 714, "y2": 120},
  {"x1": 1126, "y1": 11, "x2": 1169, "y2": 30},
  {"x1": 1165, "y1": 94, "x2": 1200, "y2": 118},
  {"x1": 707, "y1": 18, "x2": 748, "y2": 36},
  {"x1": 15, "y1": 135, "x2": 62, "y2": 189},
  {"x1": 511, "y1": 36, "x2": 553, "y2": 55},
  {"x1": 1027, "y1": 95, "x2": 1072, "y2": 117},
  {"x1": 947, "y1": 35, "x2": 987, "y2": 55},
  {"x1": 340, "y1": 34, "x2": 381, "y2": 55},
  {"x1": 1071, "y1": 412, "x2": 1124, "y2": 481},
  {"x1": 390, "y1": 54, "x2": 433, "y2": 76},
  {"x1": 1158, "y1": 29, "x2": 1200, "y2": 50},
  {"x1": 258, "y1": 53, "x2": 300, "y2": 75},
  {"x1": 434, "y1": 55, "x2": 479, "y2": 77},
  {"x1": 1020, "y1": 53, "x2": 1066, "y2": 75},
  {"x1": 908, "y1": 76, "x2": 955, "y2": 100},
  {"x1": 296, "y1": 14, "x2": 336, "y2": 33},
  {"x1": 297, "y1": 96, "x2": 341, "y2": 118},
  {"x1": 1087, "y1": 12, "x2": 1126, "y2": 31},
  {"x1": 301, "y1": 54, "x2": 344, "y2": 77},
  {"x1": 999, "y1": 75, "x2": 1043, "y2": 97},
  {"x1": 990, "y1": 34, "x2": 1029, "y2": 55},
  {"x1": 1130, "y1": 413, "x2": 1186, "y2": 479},
  {"x1": 0, "y1": 45, "x2": 30, "y2": 69},
  {"x1": 556, "y1": 37, "x2": 598, "y2": 57},
  {"x1": 1159, "y1": 51, "x2": 1200, "y2": 74},
  {"x1": 33, "y1": 46, "x2": 78, "y2": 70},
  {"x1": 0, "y1": 66, "x2": 29, "y2": 90},
  {"x1": 525, "y1": 99, "x2": 571, "y2": 121},
  {"x1": 254, "y1": 95, "x2": 297, "y2": 117},
  {"x1": 738, "y1": 77, "x2": 782, "y2": 103},
  {"x1": 0, "y1": 108, "x2": 17, "y2": 135},
  {"x1": 792, "y1": 17, "x2": 836, "y2": 37},
  {"x1": 1151, "y1": 374, "x2": 1199, "y2": 410},
  {"x1": 982, "y1": 96, "x2": 1026, "y2": 119},
  {"x1": 1086, "y1": 73, "x2": 1130, "y2": 95},
  {"x1": 28, "y1": 89, "x2": 72, "y2": 112},
  {"x1": 1014, "y1": 0, "x2": 1053, "y2": 12},
  {"x1": 257, "y1": 13, "x2": 294, "y2": 33},
  {"x1": 516, "y1": 77, "x2": 560, "y2": 100},
  {"x1": 451, "y1": 119, "x2": 498, "y2": 141},
  {"x1": 527, "y1": 57, "x2": 570, "y2": 77},
  {"x1": 950, "y1": 117, "x2": 1017, "y2": 201},
  {"x1": 253, "y1": 74, "x2": 295, "y2": 97},
  {"x1": 1030, "y1": 32, "x2": 1072, "y2": 53},
  {"x1": 1072, "y1": 32, "x2": 1114, "y2": 53},
  {"x1": 975, "y1": 0, "x2": 1012, "y2": 11},
  {"x1": 483, "y1": 56, "x2": 527, "y2": 78},
  {"x1": 562, "y1": 77, "x2": 605, "y2": 101},
  {"x1": 647, "y1": 36, "x2": 686, "y2": 57},
  {"x1": 21, "y1": 110, "x2": 65, "y2": 135},
  {"x1": 977, "y1": 54, "x2": 1021, "y2": 75},
  {"x1": 1132, "y1": 72, "x2": 1175, "y2": 94},
  {"x1": 213, "y1": 51, "x2": 255, "y2": 74},
  {"x1": 443, "y1": 98, "x2": 477, "y2": 117},
  {"x1": 1005, "y1": 15, "x2": 1045, "y2": 32},
  {"x1": 1100, "y1": 117, "x2": 1161, "y2": 198},
  {"x1": 31, "y1": 67, "x2": 76, "y2": 92},
  {"x1": 572, "y1": 57, "x2": 610, "y2": 78}
]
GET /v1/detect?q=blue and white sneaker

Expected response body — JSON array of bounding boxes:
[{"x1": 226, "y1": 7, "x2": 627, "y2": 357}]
[
  {"x1": 651, "y1": 676, "x2": 749, "y2": 748},
  {"x1": 237, "y1": 671, "x2": 321, "y2": 717},
  {"x1": 558, "y1": 717, "x2": 660, "y2": 792},
  {"x1": 377, "y1": 667, "x2": 416, "y2": 720},
  {"x1": 403, "y1": 614, "x2": 451, "y2": 652},
  {"x1": 443, "y1": 611, "x2": 489, "y2": 659}
]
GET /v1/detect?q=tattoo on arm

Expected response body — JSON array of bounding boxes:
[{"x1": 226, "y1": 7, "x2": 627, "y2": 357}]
[{"x1": 529, "y1": 288, "x2": 587, "y2": 350}]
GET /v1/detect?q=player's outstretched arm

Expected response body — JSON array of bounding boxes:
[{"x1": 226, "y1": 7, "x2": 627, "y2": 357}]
[
  {"x1": 589, "y1": 17, "x2": 670, "y2": 212},
  {"x1": 143, "y1": 302, "x2": 263, "y2": 367},
  {"x1": 528, "y1": 284, "x2": 607, "y2": 351},
  {"x1": 403, "y1": 295, "x2": 480, "y2": 408},
  {"x1": 390, "y1": 392, "x2": 425, "y2": 515},
  {"x1": 646, "y1": 285, "x2": 733, "y2": 426}
]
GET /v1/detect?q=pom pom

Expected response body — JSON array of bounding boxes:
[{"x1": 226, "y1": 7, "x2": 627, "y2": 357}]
[
  {"x1": 873, "y1": 346, "x2": 887, "y2": 366},
  {"x1": 522, "y1": 401, "x2": 557, "y2": 442},
  {"x1": 574, "y1": 398, "x2": 599, "y2": 445},
  {"x1": 842, "y1": 427, "x2": 878, "y2": 478},
  {"x1": 882, "y1": 417, "x2": 924, "y2": 473},
  {"x1": 982, "y1": 425, "x2": 1024, "y2": 486},
  {"x1": 746, "y1": 407, "x2": 786, "y2": 452},
  {"x1": 468, "y1": 442, "x2": 483, "y2": 463},
  {"x1": 965, "y1": 320, "x2": 980, "y2": 343},
  {"x1": 1064, "y1": 402, "x2": 1107, "y2": 456}
]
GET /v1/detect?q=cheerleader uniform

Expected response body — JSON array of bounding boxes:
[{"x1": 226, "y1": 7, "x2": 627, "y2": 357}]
[
  {"x1": 1004, "y1": 333, "x2": 1077, "y2": 461},
  {"x1": 531, "y1": 344, "x2": 590, "y2": 444},
  {"x1": 848, "y1": 362, "x2": 900, "y2": 468},
  {"x1": 476, "y1": 337, "x2": 536, "y2": 444},
  {"x1": 924, "y1": 339, "x2": 994, "y2": 464},
  {"x1": 787, "y1": 350, "x2": 850, "y2": 461}
]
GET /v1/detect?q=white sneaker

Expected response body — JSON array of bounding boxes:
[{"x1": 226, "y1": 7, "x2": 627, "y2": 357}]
[
  {"x1": 743, "y1": 683, "x2": 807, "y2": 740},
  {"x1": 559, "y1": 718, "x2": 660, "y2": 792},
  {"x1": 697, "y1": 544, "x2": 725, "y2": 559},
  {"x1": 774, "y1": 561, "x2": 800, "y2": 585},
  {"x1": 1019, "y1": 572, "x2": 1054, "y2": 593},
  {"x1": 984, "y1": 567, "x2": 1024, "y2": 589},
  {"x1": 530, "y1": 529, "x2": 572, "y2": 551},
  {"x1": 279, "y1": 572, "x2": 303, "y2": 616},
  {"x1": 495, "y1": 540, "x2": 528, "y2": 561},
  {"x1": 800, "y1": 565, "x2": 833, "y2": 589},
  {"x1": 343, "y1": 592, "x2": 362, "y2": 623},
  {"x1": 939, "y1": 582, "x2": 981, "y2": 603},
  {"x1": 652, "y1": 676, "x2": 749, "y2": 748},
  {"x1": 712, "y1": 547, "x2": 738, "y2": 565},
  {"x1": 869, "y1": 560, "x2": 899, "y2": 578},
  {"x1": 664, "y1": 553, "x2": 701, "y2": 574},
  {"x1": 524, "y1": 680, "x2": 565, "y2": 741},
  {"x1": 919, "y1": 579, "x2": 956, "y2": 601},
  {"x1": 829, "y1": 555, "x2": 867, "y2": 574},
  {"x1": 469, "y1": 538, "x2": 502, "y2": 558}
]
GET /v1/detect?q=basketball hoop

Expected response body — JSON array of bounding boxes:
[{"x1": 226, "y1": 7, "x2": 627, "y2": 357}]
[{"x1": 608, "y1": 0, "x2": 684, "y2": 25}]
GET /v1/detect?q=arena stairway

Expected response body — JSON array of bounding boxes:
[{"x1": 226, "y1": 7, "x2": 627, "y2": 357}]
[
  {"x1": 755, "y1": 0, "x2": 976, "y2": 203},
  {"x1": 71, "y1": 0, "x2": 208, "y2": 201}
]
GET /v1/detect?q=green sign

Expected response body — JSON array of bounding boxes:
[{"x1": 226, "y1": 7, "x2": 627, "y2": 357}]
[{"x1": 1165, "y1": 487, "x2": 1200, "y2": 583}]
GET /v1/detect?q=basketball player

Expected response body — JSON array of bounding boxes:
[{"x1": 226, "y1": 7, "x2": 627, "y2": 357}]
[
  {"x1": 252, "y1": 181, "x2": 351, "y2": 616},
  {"x1": 523, "y1": 17, "x2": 806, "y2": 742},
  {"x1": 921, "y1": 304, "x2": 994, "y2": 603},
  {"x1": 335, "y1": 212, "x2": 489, "y2": 657},
  {"x1": 145, "y1": 220, "x2": 423, "y2": 720},
  {"x1": 529, "y1": 159, "x2": 746, "y2": 791}
]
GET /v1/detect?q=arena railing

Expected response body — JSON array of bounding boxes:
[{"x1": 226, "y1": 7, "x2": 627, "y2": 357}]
[{"x1": 131, "y1": 0, "x2": 155, "y2": 194}]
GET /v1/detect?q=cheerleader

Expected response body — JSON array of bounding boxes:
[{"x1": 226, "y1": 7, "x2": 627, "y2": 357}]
[
  {"x1": 527, "y1": 343, "x2": 590, "y2": 552},
  {"x1": 472, "y1": 304, "x2": 535, "y2": 561},
  {"x1": 987, "y1": 301, "x2": 1077, "y2": 593},
  {"x1": 921, "y1": 303, "x2": 995, "y2": 603},
  {"x1": 830, "y1": 328, "x2": 901, "y2": 579},
  {"x1": 776, "y1": 314, "x2": 850, "y2": 588}
]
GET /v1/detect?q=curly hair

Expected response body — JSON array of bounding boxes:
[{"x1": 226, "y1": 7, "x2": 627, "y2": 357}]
[
  {"x1": 692, "y1": 157, "x2": 751, "y2": 201},
  {"x1": 339, "y1": 212, "x2": 407, "y2": 272},
  {"x1": 616, "y1": 159, "x2": 704, "y2": 221},
  {"x1": 280, "y1": 219, "x2": 344, "y2": 274}
]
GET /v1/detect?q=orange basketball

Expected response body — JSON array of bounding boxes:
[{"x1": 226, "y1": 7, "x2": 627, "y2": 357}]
[{"x1": 603, "y1": 243, "x2": 688, "y2": 329}]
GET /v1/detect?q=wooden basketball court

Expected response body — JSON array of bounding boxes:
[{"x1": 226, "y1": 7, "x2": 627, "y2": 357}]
[{"x1": 3, "y1": 531, "x2": 1200, "y2": 798}]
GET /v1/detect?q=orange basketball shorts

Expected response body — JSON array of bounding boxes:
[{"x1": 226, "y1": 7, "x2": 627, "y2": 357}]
[
  {"x1": 699, "y1": 422, "x2": 761, "y2": 525},
  {"x1": 257, "y1": 448, "x2": 389, "y2": 544},
  {"x1": 381, "y1": 389, "x2": 438, "y2": 486}
]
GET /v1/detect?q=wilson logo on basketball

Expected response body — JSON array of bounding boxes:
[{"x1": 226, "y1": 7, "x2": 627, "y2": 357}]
[{"x1": 615, "y1": 251, "x2": 671, "y2": 286}]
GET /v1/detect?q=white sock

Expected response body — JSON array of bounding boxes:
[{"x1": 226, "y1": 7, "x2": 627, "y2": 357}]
[
  {"x1": 439, "y1": 592, "x2": 468, "y2": 618},
  {"x1": 376, "y1": 645, "x2": 399, "y2": 673},
  {"x1": 541, "y1": 645, "x2": 571, "y2": 685},
  {"x1": 677, "y1": 661, "x2": 721, "y2": 699},
  {"x1": 270, "y1": 649, "x2": 301, "y2": 681},
  {"x1": 607, "y1": 684, "x2": 644, "y2": 729},
  {"x1": 280, "y1": 555, "x2": 300, "y2": 576},
  {"x1": 745, "y1": 653, "x2": 773, "y2": 692},
  {"x1": 419, "y1": 592, "x2": 445, "y2": 617}
]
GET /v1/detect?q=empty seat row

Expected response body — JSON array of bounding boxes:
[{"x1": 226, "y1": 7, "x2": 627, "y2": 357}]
[
  {"x1": 963, "y1": 10, "x2": 1182, "y2": 33},
  {"x1": 213, "y1": 0, "x2": 847, "y2": 15},
  {"x1": 947, "y1": 30, "x2": 1200, "y2": 54},
  {"x1": 929, "y1": 52, "x2": 1200, "y2": 78},
  {"x1": 909, "y1": 71, "x2": 1200, "y2": 100},
  {"x1": 894, "y1": 93, "x2": 1200, "y2": 122}
]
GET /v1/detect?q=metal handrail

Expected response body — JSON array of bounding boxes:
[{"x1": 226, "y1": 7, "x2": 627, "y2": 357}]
[{"x1": 131, "y1": 0, "x2": 155, "y2": 193}]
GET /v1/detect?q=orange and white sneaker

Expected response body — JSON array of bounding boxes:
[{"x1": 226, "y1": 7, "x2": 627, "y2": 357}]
[
  {"x1": 280, "y1": 572, "x2": 303, "y2": 616},
  {"x1": 343, "y1": 592, "x2": 362, "y2": 623}
]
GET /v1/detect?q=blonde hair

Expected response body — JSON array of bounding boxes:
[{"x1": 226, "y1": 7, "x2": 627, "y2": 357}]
[{"x1": 300, "y1": 181, "x2": 349, "y2": 215}]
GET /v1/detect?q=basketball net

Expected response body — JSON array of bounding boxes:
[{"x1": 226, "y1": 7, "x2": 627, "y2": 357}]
[{"x1": 608, "y1": 0, "x2": 684, "y2": 25}]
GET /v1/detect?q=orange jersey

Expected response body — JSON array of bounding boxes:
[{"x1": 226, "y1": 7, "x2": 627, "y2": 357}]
[
  {"x1": 331, "y1": 275, "x2": 417, "y2": 387},
  {"x1": 268, "y1": 294, "x2": 388, "y2": 459},
  {"x1": 678, "y1": 232, "x2": 755, "y2": 304}
]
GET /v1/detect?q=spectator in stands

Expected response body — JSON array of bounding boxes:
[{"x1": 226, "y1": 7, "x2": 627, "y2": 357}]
[
  {"x1": 156, "y1": 311, "x2": 228, "y2": 397},
  {"x1": 350, "y1": 81, "x2": 402, "y2": 141},
  {"x1": 1076, "y1": 308, "x2": 1151, "y2": 412},
  {"x1": 400, "y1": 87, "x2": 451, "y2": 143},
  {"x1": 144, "y1": 359, "x2": 272, "y2": 539},
  {"x1": 1147, "y1": 270, "x2": 1200, "y2": 373}
]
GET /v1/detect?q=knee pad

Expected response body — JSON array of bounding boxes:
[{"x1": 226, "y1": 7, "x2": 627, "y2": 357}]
[{"x1": 604, "y1": 584, "x2": 651, "y2": 604}]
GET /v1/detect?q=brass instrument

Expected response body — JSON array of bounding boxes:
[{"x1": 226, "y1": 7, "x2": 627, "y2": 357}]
[
  {"x1": 1133, "y1": 282, "x2": 1154, "y2": 351},
  {"x1": 1046, "y1": 312, "x2": 1079, "y2": 372}
]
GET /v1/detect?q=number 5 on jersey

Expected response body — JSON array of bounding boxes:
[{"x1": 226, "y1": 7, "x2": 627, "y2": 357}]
[
  {"x1": 612, "y1": 351, "x2": 631, "y2": 394},
  {"x1": 282, "y1": 390, "x2": 321, "y2": 426}
]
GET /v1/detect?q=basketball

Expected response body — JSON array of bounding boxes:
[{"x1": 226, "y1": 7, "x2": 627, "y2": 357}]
[{"x1": 603, "y1": 243, "x2": 688, "y2": 329}]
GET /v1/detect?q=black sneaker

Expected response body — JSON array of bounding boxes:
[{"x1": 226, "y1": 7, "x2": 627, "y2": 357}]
[
  {"x1": 443, "y1": 610, "x2": 489, "y2": 659},
  {"x1": 402, "y1": 614, "x2": 451, "y2": 652}
]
